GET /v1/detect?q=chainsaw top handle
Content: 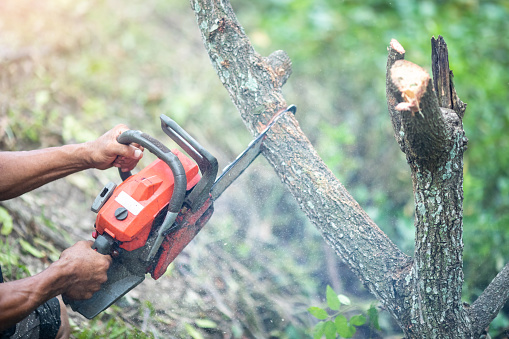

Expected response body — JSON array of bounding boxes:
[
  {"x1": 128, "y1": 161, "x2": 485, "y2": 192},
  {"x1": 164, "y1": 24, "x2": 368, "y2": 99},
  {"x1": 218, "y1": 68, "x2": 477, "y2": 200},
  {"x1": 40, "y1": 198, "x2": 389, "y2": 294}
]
[{"x1": 116, "y1": 130, "x2": 187, "y2": 214}]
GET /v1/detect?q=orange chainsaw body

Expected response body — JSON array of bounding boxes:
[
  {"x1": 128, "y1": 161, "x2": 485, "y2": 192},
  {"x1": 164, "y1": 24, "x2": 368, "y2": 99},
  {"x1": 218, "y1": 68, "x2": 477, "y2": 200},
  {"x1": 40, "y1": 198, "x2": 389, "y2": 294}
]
[{"x1": 94, "y1": 150, "x2": 200, "y2": 252}]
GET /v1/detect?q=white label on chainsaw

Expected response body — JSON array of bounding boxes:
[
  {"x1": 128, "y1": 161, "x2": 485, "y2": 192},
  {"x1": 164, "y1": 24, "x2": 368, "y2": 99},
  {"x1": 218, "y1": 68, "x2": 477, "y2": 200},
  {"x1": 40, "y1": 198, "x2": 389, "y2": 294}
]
[{"x1": 115, "y1": 191, "x2": 144, "y2": 216}]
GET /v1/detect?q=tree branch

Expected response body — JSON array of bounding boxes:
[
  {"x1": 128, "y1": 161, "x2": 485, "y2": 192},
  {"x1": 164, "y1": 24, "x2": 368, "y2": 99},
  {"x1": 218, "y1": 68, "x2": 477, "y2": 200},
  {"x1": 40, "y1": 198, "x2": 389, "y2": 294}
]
[
  {"x1": 190, "y1": 0, "x2": 290, "y2": 135},
  {"x1": 191, "y1": 0, "x2": 411, "y2": 321},
  {"x1": 388, "y1": 59, "x2": 450, "y2": 167},
  {"x1": 469, "y1": 262, "x2": 509, "y2": 337}
]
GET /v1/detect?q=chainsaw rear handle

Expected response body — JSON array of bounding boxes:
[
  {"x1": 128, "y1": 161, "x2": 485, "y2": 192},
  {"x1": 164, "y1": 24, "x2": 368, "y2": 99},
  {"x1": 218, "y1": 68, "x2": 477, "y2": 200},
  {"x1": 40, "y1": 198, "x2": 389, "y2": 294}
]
[{"x1": 116, "y1": 130, "x2": 187, "y2": 214}]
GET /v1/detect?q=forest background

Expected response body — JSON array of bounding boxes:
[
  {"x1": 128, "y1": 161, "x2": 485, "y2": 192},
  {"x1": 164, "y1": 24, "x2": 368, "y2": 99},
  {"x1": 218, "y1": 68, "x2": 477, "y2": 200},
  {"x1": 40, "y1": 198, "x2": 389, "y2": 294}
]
[{"x1": 0, "y1": 0, "x2": 508, "y2": 337}]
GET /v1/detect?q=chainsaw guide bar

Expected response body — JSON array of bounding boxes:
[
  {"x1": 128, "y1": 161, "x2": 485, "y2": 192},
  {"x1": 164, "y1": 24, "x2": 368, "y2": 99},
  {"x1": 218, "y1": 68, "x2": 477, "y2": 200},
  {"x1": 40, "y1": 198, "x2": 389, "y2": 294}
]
[{"x1": 211, "y1": 105, "x2": 296, "y2": 200}]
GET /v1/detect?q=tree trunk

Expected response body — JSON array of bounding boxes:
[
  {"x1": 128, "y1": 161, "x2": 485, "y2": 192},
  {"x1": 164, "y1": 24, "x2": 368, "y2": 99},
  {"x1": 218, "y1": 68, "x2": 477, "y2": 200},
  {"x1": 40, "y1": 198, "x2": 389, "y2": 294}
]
[
  {"x1": 386, "y1": 38, "x2": 472, "y2": 338},
  {"x1": 190, "y1": 1, "x2": 509, "y2": 337}
]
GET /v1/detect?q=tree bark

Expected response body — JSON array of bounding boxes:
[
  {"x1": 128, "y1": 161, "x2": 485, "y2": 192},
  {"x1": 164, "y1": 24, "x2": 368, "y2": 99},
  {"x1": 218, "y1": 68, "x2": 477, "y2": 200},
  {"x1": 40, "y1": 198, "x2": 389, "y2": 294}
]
[
  {"x1": 191, "y1": 2, "x2": 508, "y2": 337},
  {"x1": 431, "y1": 36, "x2": 467, "y2": 119},
  {"x1": 386, "y1": 37, "x2": 473, "y2": 338}
]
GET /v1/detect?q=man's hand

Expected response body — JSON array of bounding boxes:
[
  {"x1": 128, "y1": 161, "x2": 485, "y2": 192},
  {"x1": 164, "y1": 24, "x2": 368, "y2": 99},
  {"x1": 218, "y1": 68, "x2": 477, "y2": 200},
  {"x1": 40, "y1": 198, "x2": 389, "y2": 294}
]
[
  {"x1": 85, "y1": 124, "x2": 144, "y2": 172},
  {"x1": 0, "y1": 241, "x2": 111, "y2": 329},
  {"x1": 58, "y1": 241, "x2": 112, "y2": 300}
]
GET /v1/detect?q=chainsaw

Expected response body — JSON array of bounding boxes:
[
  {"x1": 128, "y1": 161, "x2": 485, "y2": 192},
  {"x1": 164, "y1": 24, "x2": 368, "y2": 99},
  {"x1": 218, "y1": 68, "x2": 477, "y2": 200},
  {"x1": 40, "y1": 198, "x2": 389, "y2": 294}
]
[{"x1": 66, "y1": 105, "x2": 296, "y2": 319}]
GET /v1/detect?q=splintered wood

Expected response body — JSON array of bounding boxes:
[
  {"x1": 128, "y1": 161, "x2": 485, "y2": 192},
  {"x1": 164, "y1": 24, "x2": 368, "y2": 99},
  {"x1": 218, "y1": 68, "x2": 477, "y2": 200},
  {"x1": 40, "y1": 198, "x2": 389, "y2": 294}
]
[
  {"x1": 390, "y1": 60, "x2": 431, "y2": 117},
  {"x1": 389, "y1": 39, "x2": 405, "y2": 55}
]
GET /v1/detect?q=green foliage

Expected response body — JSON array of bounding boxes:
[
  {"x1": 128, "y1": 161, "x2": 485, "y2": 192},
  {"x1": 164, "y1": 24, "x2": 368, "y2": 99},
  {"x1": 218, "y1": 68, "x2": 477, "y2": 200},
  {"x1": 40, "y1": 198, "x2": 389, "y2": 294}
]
[
  {"x1": 142, "y1": 300, "x2": 156, "y2": 318},
  {"x1": 33, "y1": 238, "x2": 61, "y2": 262},
  {"x1": 18, "y1": 239, "x2": 46, "y2": 259},
  {"x1": 326, "y1": 285, "x2": 341, "y2": 311},
  {"x1": 0, "y1": 206, "x2": 14, "y2": 236},
  {"x1": 308, "y1": 285, "x2": 375, "y2": 338},
  {"x1": 309, "y1": 307, "x2": 329, "y2": 320},
  {"x1": 185, "y1": 323, "x2": 205, "y2": 339},
  {"x1": 195, "y1": 318, "x2": 218, "y2": 329},
  {"x1": 0, "y1": 238, "x2": 31, "y2": 280},
  {"x1": 71, "y1": 306, "x2": 154, "y2": 339},
  {"x1": 366, "y1": 304, "x2": 381, "y2": 331}
]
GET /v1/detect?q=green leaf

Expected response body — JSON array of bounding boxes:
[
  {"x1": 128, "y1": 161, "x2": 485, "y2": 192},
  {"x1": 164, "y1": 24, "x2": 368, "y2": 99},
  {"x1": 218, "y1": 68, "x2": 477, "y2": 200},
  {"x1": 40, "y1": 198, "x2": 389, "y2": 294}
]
[
  {"x1": 143, "y1": 300, "x2": 156, "y2": 317},
  {"x1": 308, "y1": 306, "x2": 329, "y2": 320},
  {"x1": 346, "y1": 326, "x2": 356, "y2": 338},
  {"x1": 337, "y1": 294, "x2": 351, "y2": 306},
  {"x1": 324, "y1": 321, "x2": 336, "y2": 339},
  {"x1": 231, "y1": 321, "x2": 243, "y2": 338},
  {"x1": 335, "y1": 315, "x2": 348, "y2": 332},
  {"x1": 350, "y1": 314, "x2": 366, "y2": 326},
  {"x1": 195, "y1": 318, "x2": 217, "y2": 329},
  {"x1": 367, "y1": 304, "x2": 380, "y2": 330},
  {"x1": 335, "y1": 315, "x2": 356, "y2": 338},
  {"x1": 19, "y1": 239, "x2": 45, "y2": 258},
  {"x1": 326, "y1": 285, "x2": 340, "y2": 311},
  {"x1": 110, "y1": 324, "x2": 127, "y2": 338},
  {"x1": 313, "y1": 321, "x2": 326, "y2": 339},
  {"x1": 0, "y1": 207, "x2": 13, "y2": 236},
  {"x1": 185, "y1": 324, "x2": 204, "y2": 339},
  {"x1": 33, "y1": 238, "x2": 60, "y2": 262}
]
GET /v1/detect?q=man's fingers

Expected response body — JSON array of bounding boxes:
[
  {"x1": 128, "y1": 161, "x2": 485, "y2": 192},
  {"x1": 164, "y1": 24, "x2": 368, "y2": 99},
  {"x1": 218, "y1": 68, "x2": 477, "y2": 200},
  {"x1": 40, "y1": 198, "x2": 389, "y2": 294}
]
[
  {"x1": 131, "y1": 143, "x2": 144, "y2": 152},
  {"x1": 115, "y1": 144, "x2": 144, "y2": 160},
  {"x1": 87, "y1": 124, "x2": 144, "y2": 171},
  {"x1": 112, "y1": 144, "x2": 143, "y2": 172}
]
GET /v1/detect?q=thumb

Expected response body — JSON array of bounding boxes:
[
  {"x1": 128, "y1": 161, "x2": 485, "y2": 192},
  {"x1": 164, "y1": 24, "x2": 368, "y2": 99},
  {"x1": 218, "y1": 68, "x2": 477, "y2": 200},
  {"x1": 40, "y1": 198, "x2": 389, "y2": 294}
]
[
  {"x1": 130, "y1": 145, "x2": 143, "y2": 159},
  {"x1": 117, "y1": 144, "x2": 143, "y2": 159}
]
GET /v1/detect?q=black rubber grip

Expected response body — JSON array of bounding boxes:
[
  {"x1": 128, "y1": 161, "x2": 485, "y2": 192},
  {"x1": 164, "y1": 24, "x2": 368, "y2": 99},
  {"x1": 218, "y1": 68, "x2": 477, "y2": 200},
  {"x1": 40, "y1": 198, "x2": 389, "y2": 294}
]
[{"x1": 140, "y1": 132, "x2": 171, "y2": 154}]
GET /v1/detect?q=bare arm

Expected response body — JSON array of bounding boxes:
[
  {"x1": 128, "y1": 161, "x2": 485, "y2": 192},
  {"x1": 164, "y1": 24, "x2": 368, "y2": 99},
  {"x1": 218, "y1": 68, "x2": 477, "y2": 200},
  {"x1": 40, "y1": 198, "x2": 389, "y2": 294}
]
[
  {"x1": 0, "y1": 124, "x2": 143, "y2": 200},
  {"x1": 0, "y1": 241, "x2": 111, "y2": 331},
  {"x1": 0, "y1": 124, "x2": 142, "y2": 330}
]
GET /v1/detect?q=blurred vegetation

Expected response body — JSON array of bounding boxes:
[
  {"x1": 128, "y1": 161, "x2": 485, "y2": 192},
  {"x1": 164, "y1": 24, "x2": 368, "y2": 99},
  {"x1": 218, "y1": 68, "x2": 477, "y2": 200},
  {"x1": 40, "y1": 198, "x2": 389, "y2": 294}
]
[
  {"x1": 308, "y1": 285, "x2": 379, "y2": 339},
  {"x1": 0, "y1": 0, "x2": 508, "y2": 337}
]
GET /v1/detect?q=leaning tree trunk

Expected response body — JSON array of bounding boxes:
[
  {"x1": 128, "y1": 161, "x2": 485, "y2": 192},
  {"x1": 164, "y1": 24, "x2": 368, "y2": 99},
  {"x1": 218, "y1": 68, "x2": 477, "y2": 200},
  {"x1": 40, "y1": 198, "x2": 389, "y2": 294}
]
[{"x1": 190, "y1": 1, "x2": 509, "y2": 337}]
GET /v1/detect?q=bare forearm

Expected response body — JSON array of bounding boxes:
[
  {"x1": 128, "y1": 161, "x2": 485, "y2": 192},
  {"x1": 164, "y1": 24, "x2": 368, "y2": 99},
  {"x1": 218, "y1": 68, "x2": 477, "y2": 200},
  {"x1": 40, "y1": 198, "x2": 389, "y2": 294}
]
[
  {"x1": 0, "y1": 144, "x2": 92, "y2": 200},
  {"x1": 0, "y1": 125, "x2": 143, "y2": 200},
  {"x1": 0, "y1": 262, "x2": 66, "y2": 331}
]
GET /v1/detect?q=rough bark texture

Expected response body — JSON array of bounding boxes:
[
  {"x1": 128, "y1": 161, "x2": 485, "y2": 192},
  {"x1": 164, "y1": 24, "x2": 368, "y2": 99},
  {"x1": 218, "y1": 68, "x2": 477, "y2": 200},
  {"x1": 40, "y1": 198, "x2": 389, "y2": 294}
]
[
  {"x1": 191, "y1": 2, "x2": 508, "y2": 337},
  {"x1": 431, "y1": 36, "x2": 467, "y2": 120},
  {"x1": 386, "y1": 39, "x2": 407, "y2": 153},
  {"x1": 469, "y1": 262, "x2": 509, "y2": 337}
]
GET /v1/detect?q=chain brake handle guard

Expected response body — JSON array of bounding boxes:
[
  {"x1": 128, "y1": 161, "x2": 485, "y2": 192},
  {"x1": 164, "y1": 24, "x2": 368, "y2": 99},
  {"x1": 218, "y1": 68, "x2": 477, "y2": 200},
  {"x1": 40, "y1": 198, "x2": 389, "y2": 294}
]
[{"x1": 159, "y1": 115, "x2": 218, "y2": 211}]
